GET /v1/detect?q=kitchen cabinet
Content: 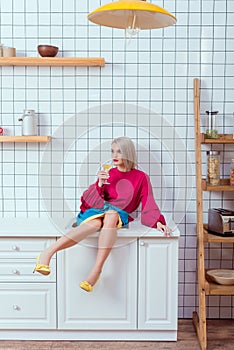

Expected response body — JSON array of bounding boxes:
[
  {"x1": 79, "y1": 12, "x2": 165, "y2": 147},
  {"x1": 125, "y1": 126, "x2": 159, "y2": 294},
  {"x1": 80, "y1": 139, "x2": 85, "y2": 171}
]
[
  {"x1": 138, "y1": 238, "x2": 178, "y2": 330},
  {"x1": 0, "y1": 227, "x2": 179, "y2": 340},
  {"x1": 58, "y1": 235, "x2": 178, "y2": 338},
  {"x1": 0, "y1": 238, "x2": 56, "y2": 329},
  {"x1": 58, "y1": 237, "x2": 138, "y2": 330},
  {"x1": 193, "y1": 78, "x2": 234, "y2": 350}
]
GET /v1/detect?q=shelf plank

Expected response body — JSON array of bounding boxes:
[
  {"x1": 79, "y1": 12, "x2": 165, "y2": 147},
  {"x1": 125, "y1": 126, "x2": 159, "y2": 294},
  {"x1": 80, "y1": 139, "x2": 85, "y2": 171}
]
[
  {"x1": 201, "y1": 133, "x2": 234, "y2": 144},
  {"x1": 203, "y1": 225, "x2": 234, "y2": 243},
  {"x1": 202, "y1": 178, "x2": 234, "y2": 191},
  {"x1": 0, "y1": 57, "x2": 105, "y2": 67},
  {"x1": 0, "y1": 136, "x2": 51, "y2": 143}
]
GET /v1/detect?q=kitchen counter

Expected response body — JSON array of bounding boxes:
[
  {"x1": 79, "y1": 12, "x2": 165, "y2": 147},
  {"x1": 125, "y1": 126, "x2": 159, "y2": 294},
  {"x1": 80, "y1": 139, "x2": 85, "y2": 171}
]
[{"x1": 0, "y1": 217, "x2": 180, "y2": 238}]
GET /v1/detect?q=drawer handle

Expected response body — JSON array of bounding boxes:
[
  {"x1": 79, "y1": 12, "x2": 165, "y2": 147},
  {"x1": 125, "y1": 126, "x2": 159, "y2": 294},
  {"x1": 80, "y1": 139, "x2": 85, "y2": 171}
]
[
  {"x1": 12, "y1": 269, "x2": 20, "y2": 275},
  {"x1": 13, "y1": 305, "x2": 20, "y2": 311},
  {"x1": 12, "y1": 245, "x2": 19, "y2": 251},
  {"x1": 140, "y1": 241, "x2": 145, "y2": 246}
]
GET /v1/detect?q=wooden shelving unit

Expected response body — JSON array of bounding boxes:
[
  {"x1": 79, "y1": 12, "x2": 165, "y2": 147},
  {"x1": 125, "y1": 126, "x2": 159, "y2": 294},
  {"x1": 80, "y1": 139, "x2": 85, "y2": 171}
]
[
  {"x1": 0, "y1": 57, "x2": 105, "y2": 67},
  {"x1": 0, "y1": 136, "x2": 51, "y2": 143},
  {"x1": 193, "y1": 78, "x2": 234, "y2": 350}
]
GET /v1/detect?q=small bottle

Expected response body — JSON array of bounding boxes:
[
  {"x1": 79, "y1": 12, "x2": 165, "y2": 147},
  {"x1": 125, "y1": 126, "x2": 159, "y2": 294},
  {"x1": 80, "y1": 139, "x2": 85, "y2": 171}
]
[
  {"x1": 230, "y1": 159, "x2": 234, "y2": 186},
  {"x1": 0, "y1": 44, "x2": 3, "y2": 57},
  {"x1": 206, "y1": 110, "x2": 219, "y2": 139},
  {"x1": 207, "y1": 151, "x2": 220, "y2": 186}
]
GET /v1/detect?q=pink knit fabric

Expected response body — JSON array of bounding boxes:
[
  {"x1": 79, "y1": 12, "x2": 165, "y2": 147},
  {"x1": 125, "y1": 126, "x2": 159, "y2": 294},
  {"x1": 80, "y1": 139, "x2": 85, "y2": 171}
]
[{"x1": 80, "y1": 167, "x2": 166, "y2": 228}]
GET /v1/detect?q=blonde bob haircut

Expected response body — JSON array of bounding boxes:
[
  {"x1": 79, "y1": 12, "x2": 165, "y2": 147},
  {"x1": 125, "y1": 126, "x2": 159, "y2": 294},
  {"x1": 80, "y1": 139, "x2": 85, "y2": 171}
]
[{"x1": 112, "y1": 137, "x2": 137, "y2": 171}]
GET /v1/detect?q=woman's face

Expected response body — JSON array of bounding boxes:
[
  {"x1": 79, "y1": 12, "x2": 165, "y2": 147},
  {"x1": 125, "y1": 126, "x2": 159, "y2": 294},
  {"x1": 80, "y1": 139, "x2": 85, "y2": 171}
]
[{"x1": 111, "y1": 142, "x2": 124, "y2": 168}]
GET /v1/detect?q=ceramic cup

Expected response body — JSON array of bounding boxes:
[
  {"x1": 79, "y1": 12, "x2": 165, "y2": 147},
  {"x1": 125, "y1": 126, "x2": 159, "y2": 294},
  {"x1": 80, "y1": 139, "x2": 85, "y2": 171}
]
[{"x1": 3, "y1": 47, "x2": 16, "y2": 57}]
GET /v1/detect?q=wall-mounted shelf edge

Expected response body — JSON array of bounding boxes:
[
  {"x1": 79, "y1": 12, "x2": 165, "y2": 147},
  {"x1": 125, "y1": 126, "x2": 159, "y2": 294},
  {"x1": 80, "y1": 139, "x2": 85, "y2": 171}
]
[
  {"x1": 0, "y1": 57, "x2": 105, "y2": 67},
  {"x1": 0, "y1": 136, "x2": 51, "y2": 143},
  {"x1": 201, "y1": 133, "x2": 234, "y2": 144},
  {"x1": 202, "y1": 178, "x2": 234, "y2": 191}
]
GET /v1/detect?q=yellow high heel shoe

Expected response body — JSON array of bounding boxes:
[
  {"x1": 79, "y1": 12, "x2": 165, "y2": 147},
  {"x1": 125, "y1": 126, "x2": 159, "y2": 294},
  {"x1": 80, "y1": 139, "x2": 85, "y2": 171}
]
[
  {"x1": 33, "y1": 254, "x2": 51, "y2": 276},
  {"x1": 80, "y1": 275, "x2": 100, "y2": 292}
]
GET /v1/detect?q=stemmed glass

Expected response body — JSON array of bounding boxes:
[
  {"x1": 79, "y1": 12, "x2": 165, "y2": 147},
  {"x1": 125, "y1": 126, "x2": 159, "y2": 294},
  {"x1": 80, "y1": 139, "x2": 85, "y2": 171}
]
[{"x1": 102, "y1": 161, "x2": 112, "y2": 184}]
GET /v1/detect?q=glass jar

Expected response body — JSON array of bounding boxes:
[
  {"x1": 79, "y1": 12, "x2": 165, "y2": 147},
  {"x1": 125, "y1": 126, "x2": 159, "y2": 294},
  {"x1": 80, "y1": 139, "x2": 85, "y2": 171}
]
[
  {"x1": 205, "y1": 110, "x2": 219, "y2": 139},
  {"x1": 230, "y1": 159, "x2": 234, "y2": 186},
  {"x1": 207, "y1": 151, "x2": 220, "y2": 186}
]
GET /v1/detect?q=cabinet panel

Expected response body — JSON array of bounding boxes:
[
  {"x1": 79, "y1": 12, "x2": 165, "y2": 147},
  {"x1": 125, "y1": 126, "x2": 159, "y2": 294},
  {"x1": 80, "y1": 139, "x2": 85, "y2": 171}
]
[
  {"x1": 0, "y1": 259, "x2": 56, "y2": 282},
  {"x1": 58, "y1": 237, "x2": 137, "y2": 330},
  {"x1": 138, "y1": 238, "x2": 178, "y2": 330},
  {"x1": 0, "y1": 238, "x2": 56, "y2": 258},
  {"x1": 0, "y1": 283, "x2": 56, "y2": 329}
]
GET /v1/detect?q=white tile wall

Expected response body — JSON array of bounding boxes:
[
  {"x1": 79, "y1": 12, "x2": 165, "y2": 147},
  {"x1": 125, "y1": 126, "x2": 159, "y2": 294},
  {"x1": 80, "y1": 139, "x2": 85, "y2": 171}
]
[{"x1": 0, "y1": 0, "x2": 234, "y2": 319}]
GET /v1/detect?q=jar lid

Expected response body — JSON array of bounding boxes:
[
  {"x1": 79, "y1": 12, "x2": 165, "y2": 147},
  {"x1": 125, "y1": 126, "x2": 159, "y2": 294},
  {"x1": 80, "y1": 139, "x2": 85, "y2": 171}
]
[
  {"x1": 207, "y1": 150, "x2": 220, "y2": 155},
  {"x1": 23, "y1": 109, "x2": 35, "y2": 114},
  {"x1": 205, "y1": 110, "x2": 219, "y2": 115}
]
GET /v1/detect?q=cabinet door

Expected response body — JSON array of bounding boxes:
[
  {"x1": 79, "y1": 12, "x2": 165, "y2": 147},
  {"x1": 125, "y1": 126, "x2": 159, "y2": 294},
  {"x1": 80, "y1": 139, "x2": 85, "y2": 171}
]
[
  {"x1": 58, "y1": 237, "x2": 137, "y2": 330},
  {"x1": 138, "y1": 238, "x2": 178, "y2": 330},
  {"x1": 0, "y1": 283, "x2": 56, "y2": 329}
]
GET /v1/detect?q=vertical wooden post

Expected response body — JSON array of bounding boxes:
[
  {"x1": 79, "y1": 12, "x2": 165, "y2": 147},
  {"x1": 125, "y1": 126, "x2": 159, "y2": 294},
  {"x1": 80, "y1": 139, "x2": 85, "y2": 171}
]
[{"x1": 192, "y1": 78, "x2": 207, "y2": 350}]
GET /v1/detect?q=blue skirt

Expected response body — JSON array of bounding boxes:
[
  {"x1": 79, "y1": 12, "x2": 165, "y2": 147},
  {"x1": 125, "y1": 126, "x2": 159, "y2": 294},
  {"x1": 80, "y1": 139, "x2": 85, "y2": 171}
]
[{"x1": 77, "y1": 203, "x2": 129, "y2": 228}]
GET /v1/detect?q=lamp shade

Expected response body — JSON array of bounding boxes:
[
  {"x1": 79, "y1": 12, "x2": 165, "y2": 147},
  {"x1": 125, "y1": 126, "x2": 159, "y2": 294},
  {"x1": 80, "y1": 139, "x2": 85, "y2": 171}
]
[{"x1": 88, "y1": 0, "x2": 177, "y2": 30}]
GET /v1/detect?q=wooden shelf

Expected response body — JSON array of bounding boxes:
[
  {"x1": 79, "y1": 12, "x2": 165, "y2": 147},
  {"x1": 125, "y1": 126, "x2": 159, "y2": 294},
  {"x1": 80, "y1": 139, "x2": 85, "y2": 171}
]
[
  {"x1": 201, "y1": 133, "x2": 234, "y2": 144},
  {"x1": 203, "y1": 225, "x2": 234, "y2": 243},
  {"x1": 193, "y1": 78, "x2": 234, "y2": 350},
  {"x1": 202, "y1": 178, "x2": 234, "y2": 191},
  {"x1": 0, "y1": 57, "x2": 105, "y2": 67},
  {"x1": 0, "y1": 136, "x2": 51, "y2": 143},
  {"x1": 205, "y1": 270, "x2": 234, "y2": 295}
]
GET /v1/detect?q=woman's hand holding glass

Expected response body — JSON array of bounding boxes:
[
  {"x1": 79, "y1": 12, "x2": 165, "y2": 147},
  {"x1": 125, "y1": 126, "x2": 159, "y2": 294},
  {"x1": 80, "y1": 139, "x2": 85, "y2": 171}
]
[{"x1": 97, "y1": 166, "x2": 111, "y2": 187}]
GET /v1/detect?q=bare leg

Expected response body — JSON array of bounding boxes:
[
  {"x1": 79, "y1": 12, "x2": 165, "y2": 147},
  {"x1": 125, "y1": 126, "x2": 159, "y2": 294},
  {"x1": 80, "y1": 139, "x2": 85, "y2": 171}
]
[
  {"x1": 39, "y1": 218, "x2": 102, "y2": 266},
  {"x1": 84, "y1": 210, "x2": 119, "y2": 286}
]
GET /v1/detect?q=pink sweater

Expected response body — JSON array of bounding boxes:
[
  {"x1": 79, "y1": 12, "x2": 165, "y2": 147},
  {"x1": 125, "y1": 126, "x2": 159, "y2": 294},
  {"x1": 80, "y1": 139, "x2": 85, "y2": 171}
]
[{"x1": 80, "y1": 167, "x2": 166, "y2": 228}]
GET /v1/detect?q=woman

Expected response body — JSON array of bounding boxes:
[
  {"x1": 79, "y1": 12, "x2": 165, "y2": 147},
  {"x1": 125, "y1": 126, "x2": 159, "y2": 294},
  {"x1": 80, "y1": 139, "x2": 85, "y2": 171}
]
[{"x1": 34, "y1": 137, "x2": 172, "y2": 292}]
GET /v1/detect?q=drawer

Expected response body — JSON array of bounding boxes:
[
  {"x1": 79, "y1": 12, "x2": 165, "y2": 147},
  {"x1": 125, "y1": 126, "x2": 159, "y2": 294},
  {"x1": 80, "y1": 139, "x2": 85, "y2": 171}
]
[
  {"x1": 0, "y1": 283, "x2": 56, "y2": 329},
  {"x1": 0, "y1": 238, "x2": 56, "y2": 258},
  {"x1": 0, "y1": 259, "x2": 56, "y2": 282}
]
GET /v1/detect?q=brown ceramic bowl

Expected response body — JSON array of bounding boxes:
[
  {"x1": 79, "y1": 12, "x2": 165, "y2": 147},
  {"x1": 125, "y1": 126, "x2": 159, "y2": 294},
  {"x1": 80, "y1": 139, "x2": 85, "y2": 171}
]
[{"x1": 37, "y1": 45, "x2": 59, "y2": 57}]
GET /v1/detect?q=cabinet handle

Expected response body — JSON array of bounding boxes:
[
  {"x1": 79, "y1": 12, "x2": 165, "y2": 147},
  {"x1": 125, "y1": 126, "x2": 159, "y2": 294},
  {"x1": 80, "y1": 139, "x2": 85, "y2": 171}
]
[
  {"x1": 140, "y1": 241, "x2": 145, "y2": 246},
  {"x1": 12, "y1": 245, "x2": 19, "y2": 251},
  {"x1": 12, "y1": 269, "x2": 19, "y2": 275},
  {"x1": 13, "y1": 305, "x2": 20, "y2": 311}
]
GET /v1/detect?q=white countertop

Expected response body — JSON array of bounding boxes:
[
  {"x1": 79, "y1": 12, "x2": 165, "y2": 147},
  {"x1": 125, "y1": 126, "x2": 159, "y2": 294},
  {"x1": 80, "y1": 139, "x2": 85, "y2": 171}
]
[{"x1": 0, "y1": 217, "x2": 180, "y2": 238}]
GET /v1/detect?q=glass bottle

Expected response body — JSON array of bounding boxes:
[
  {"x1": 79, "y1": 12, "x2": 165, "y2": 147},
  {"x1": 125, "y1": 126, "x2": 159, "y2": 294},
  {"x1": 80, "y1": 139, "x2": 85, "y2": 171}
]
[
  {"x1": 205, "y1": 110, "x2": 219, "y2": 139},
  {"x1": 207, "y1": 151, "x2": 220, "y2": 186},
  {"x1": 230, "y1": 159, "x2": 234, "y2": 186}
]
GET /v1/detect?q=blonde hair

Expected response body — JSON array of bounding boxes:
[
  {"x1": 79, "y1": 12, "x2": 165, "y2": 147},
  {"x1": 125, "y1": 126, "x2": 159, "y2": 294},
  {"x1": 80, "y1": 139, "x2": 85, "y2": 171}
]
[{"x1": 112, "y1": 137, "x2": 137, "y2": 171}]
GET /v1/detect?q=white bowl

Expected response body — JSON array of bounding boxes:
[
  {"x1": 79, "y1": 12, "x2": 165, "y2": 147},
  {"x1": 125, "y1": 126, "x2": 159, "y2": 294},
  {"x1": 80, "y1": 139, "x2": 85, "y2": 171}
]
[{"x1": 206, "y1": 269, "x2": 234, "y2": 285}]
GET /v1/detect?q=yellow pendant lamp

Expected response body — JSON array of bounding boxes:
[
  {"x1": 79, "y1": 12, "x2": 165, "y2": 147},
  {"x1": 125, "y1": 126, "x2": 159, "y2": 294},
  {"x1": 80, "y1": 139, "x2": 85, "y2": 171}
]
[{"x1": 88, "y1": 0, "x2": 177, "y2": 32}]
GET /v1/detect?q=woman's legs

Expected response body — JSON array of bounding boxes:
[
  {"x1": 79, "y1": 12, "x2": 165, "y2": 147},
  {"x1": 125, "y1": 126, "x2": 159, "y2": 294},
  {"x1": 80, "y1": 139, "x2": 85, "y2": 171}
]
[
  {"x1": 39, "y1": 218, "x2": 102, "y2": 266},
  {"x1": 83, "y1": 210, "x2": 119, "y2": 286}
]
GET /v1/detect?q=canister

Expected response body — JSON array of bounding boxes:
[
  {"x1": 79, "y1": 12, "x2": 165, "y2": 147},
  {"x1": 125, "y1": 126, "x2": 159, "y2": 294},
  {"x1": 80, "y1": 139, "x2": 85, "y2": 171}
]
[
  {"x1": 18, "y1": 109, "x2": 37, "y2": 136},
  {"x1": 207, "y1": 150, "x2": 220, "y2": 186},
  {"x1": 205, "y1": 110, "x2": 219, "y2": 139}
]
